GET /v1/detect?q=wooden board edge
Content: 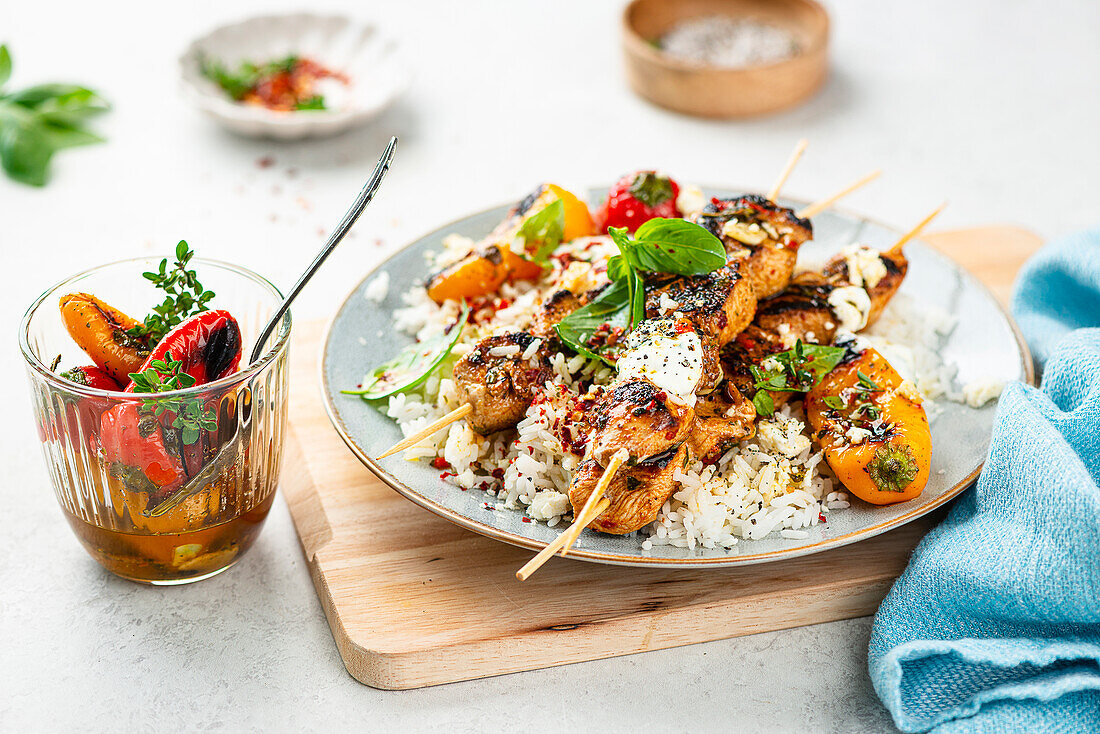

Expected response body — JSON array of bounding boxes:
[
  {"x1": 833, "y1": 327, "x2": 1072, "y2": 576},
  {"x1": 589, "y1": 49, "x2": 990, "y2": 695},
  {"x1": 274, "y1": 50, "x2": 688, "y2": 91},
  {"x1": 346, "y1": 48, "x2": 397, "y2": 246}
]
[
  {"x1": 326, "y1": 572, "x2": 897, "y2": 689},
  {"x1": 281, "y1": 427, "x2": 335, "y2": 560}
]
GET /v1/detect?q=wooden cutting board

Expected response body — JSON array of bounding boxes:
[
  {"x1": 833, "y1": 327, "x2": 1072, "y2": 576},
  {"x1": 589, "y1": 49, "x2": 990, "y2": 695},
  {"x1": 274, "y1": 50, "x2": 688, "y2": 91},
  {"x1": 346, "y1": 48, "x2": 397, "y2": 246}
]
[{"x1": 281, "y1": 226, "x2": 1041, "y2": 690}]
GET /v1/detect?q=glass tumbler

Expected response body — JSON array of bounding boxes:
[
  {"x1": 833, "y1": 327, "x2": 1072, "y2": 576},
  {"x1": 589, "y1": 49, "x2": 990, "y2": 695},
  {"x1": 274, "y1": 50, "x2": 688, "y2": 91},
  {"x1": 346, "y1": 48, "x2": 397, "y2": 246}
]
[{"x1": 19, "y1": 258, "x2": 291, "y2": 584}]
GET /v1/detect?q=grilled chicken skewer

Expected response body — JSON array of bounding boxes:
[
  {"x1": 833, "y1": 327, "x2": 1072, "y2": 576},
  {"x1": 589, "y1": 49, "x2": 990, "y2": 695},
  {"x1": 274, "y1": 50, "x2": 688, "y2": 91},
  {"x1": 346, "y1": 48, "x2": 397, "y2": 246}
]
[
  {"x1": 382, "y1": 171, "x2": 882, "y2": 459},
  {"x1": 724, "y1": 206, "x2": 945, "y2": 410}
]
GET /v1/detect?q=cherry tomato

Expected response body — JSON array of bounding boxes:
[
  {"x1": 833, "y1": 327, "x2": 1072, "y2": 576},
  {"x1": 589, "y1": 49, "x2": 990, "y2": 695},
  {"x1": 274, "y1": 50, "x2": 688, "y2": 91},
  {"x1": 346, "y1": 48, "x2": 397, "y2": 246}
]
[{"x1": 595, "y1": 171, "x2": 680, "y2": 233}]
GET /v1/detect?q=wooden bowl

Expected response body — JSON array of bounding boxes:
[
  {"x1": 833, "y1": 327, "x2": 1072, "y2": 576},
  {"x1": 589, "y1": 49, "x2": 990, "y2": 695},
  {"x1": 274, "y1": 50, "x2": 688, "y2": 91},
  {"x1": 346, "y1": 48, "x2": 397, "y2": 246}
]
[{"x1": 623, "y1": 0, "x2": 829, "y2": 118}]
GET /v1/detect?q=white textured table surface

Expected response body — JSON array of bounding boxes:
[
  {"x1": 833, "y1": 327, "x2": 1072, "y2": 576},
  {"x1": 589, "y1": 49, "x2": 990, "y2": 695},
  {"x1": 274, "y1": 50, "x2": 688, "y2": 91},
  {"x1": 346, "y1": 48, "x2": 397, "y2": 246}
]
[{"x1": 3, "y1": 1, "x2": 1098, "y2": 731}]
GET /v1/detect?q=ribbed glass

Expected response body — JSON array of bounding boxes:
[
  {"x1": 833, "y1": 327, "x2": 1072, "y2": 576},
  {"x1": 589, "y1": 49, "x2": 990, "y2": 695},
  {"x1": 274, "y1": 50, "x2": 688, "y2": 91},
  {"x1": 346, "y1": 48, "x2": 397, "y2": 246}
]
[{"x1": 20, "y1": 258, "x2": 291, "y2": 584}]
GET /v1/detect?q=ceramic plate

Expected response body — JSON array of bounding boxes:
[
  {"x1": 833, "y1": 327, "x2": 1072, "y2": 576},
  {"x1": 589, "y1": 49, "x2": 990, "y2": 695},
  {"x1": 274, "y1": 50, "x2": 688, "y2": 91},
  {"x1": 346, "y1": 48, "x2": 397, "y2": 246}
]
[
  {"x1": 180, "y1": 14, "x2": 410, "y2": 140},
  {"x1": 321, "y1": 189, "x2": 1033, "y2": 568}
]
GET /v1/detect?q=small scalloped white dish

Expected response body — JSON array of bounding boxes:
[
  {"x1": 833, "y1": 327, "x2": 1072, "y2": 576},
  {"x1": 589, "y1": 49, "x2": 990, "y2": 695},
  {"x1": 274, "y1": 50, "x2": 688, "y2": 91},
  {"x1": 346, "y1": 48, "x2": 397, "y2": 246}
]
[{"x1": 179, "y1": 13, "x2": 410, "y2": 140}]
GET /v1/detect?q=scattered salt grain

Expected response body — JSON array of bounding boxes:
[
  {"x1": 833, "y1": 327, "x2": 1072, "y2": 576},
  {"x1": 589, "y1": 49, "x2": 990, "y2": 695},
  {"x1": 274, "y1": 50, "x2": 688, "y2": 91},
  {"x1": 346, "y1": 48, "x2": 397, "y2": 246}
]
[{"x1": 659, "y1": 15, "x2": 799, "y2": 69}]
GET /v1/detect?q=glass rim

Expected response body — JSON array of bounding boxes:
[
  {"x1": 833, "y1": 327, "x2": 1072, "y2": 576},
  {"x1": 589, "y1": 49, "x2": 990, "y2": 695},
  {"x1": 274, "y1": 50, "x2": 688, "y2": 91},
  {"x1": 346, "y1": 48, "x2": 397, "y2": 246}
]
[{"x1": 18, "y1": 256, "x2": 292, "y2": 399}]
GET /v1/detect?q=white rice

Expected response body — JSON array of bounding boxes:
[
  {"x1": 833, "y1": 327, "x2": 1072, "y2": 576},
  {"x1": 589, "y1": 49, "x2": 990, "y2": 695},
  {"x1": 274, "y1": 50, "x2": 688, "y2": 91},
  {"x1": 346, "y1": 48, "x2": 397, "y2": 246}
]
[{"x1": 373, "y1": 235, "x2": 990, "y2": 551}]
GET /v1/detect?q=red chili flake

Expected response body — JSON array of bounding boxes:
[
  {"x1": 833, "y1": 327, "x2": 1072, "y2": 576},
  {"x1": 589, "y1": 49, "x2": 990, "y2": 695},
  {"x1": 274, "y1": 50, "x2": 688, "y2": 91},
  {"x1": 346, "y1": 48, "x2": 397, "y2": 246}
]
[
  {"x1": 257, "y1": 155, "x2": 275, "y2": 168},
  {"x1": 521, "y1": 517, "x2": 532, "y2": 523},
  {"x1": 491, "y1": 468, "x2": 504, "y2": 479},
  {"x1": 431, "y1": 457, "x2": 450, "y2": 470},
  {"x1": 818, "y1": 512, "x2": 827, "y2": 524},
  {"x1": 656, "y1": 391, "x2": 668, "y2": 402}
]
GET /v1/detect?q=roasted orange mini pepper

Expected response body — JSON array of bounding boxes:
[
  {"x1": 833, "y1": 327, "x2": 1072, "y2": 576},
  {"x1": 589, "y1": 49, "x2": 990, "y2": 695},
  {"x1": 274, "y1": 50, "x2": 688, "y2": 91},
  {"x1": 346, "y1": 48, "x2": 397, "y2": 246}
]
[
  {"x1": 805, "y1": 345, "x2": 931, "y2": 505},
  {"x1": 59, "y1": 293, "x2": 150, "y2": 384},
  {"x1": 425, "y1": 184, "x2": 594, "y2": 304}
]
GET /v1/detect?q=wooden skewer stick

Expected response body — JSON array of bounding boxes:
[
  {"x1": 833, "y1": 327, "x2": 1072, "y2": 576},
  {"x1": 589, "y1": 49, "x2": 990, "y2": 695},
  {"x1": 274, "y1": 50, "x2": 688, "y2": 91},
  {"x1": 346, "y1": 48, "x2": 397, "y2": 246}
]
[
  {"x1": 767, "y1": 138, "x2": 808, "y2": 202},
  {"x1": 514, "y1": 498, "x2": 611, "y2": 582},
  {"x1": 560, "y1": 449, "x2": 628, "y2": 557},
  {"x1": 377, "y1": 403, "x2": 473, "y2": 459},
  {"x1": 887, "y1": 202, "x2": 947, "y2": 256},
  {"x1": 516, "y1": 449, "x2": 628, "y2": 581},
  {"x1": 797, "y1": 170, "x2": 882, "y2": 220}
]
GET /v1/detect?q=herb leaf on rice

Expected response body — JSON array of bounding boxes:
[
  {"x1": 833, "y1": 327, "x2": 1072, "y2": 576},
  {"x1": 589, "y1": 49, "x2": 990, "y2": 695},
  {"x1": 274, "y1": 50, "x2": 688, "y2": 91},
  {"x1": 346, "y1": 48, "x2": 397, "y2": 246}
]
[
  {"x1": 345, "y1": 301, "x2": 470, "y2": 401},
  {"x1": 516, "y1": 198, "x2": 565, "y2": 265}
]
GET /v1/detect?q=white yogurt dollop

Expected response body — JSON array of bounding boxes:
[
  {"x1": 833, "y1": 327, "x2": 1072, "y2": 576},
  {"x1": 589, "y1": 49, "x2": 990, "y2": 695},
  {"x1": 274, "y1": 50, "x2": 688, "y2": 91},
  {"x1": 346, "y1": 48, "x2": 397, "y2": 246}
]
[
  {"x1": 828, "y1": 285, "x2": 872, "y2": 332},
  {"x1": 617, "y1": 323, "x2": 704, "y2": 407}
]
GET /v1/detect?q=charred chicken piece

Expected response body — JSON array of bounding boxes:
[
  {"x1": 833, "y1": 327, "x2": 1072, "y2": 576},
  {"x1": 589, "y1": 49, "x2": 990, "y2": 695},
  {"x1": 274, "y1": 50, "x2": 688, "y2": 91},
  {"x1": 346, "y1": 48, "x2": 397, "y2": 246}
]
[
  {"x1": 569, "y1": 443, "x2": 688, "y2": 534},
  {"x1": 453, "y1": 332, "x2": 551, "y2": 434},
  {"x1": 590, "y1": 378, "x2": 694, "y2": 466},
  {"x1": 531, "y1": 289, "x2": 584, "y2": 340},
  {"x1": 687, "y1": 382, "x2": 757, "y2": 461},
  {"x1": 821, "y1": 245, "x2": 908, "y2": 328},
  {"x1": 754, "y1": 273, "x2": 838, "y2": 345},
  {"x1": 693, "y1": 195, "x2": 813, "y2": 299},
  {"x1": 644, "y1": 264, "x2": 757, "y2": 346}
]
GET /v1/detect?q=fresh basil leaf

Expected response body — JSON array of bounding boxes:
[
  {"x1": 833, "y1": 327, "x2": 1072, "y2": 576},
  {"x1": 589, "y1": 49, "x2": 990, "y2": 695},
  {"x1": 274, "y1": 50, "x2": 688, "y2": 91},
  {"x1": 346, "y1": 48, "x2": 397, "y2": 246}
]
[
  {"x1": 606, "y1": 254, "x2": 630, "y2": 282},
  {"x1": 607, "y1": 226, "x2": 641, "y2": 270},
  {"x1": 295, "y1": 95, "x2": 326, "y2": 111},
  {"x1": 627, "y1": 267, "x2": 645, "y2": 329},
  {"x1": 0, "y1": 108, "x2": 53, "y2": 186},
  {"x1": 802, "y1": 344, "x2": 846, "y2": 383},
  {"x1": 823, "y1": 395, "x2": 847, "y2": 410},
  {"x1": 344, "y1": 301, "x2": 470, "y2": 400},
  {"x1": 630, "y1": 218, "x2": 727, "y2": 275},
  {"x1": 0, "y1": 46, "x2": 11, "y2": 89},
  {"x1": 517, "y1": 198, "x2": 564, "y2": 264},
  {"x1": 40, "y1": 122, "x2": 103, "y2": 150},
  {"x1": 752, "y1": 390, "x2": 775, "y2": 417},
  {"x1": 553, "y1": 280, "x2": 631, "y2": 366},
  {"x1": 201, "y1": 58, "x2": 255, "y2": 100}
]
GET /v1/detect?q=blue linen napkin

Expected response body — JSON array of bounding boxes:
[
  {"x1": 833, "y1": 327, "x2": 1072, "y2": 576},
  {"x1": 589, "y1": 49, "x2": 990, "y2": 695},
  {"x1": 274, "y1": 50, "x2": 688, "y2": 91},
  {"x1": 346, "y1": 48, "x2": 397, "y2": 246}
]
[{"x1": 867, "y1": 231, "x2": 1100, "y2": 733}]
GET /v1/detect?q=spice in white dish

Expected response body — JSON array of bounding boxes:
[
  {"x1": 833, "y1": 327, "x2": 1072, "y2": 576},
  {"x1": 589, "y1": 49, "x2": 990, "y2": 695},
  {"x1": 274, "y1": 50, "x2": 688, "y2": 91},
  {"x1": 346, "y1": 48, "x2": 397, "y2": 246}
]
[{"x1": 659, "y1": 15, "x2": 799, "y2": 69}]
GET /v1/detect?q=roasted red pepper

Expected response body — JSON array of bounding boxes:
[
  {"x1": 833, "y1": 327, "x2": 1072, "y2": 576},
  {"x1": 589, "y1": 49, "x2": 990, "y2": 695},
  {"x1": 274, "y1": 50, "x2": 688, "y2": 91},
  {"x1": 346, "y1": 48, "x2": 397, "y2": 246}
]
[
  {"x1": 60, "y1": 365, "x2": 122, "y2": 391},
  {"x1": 103, "y1": 310, "x2": 242, "y2": 499},
  {"x1": 127, "y1": 309, "x2": 242, "y2": 389},
  {"x1": 38, "y1": 366, "x2": 122, "y2": 447},
  {"x1": 99, "y1": 402, "x2": 187, "y2": 497}
]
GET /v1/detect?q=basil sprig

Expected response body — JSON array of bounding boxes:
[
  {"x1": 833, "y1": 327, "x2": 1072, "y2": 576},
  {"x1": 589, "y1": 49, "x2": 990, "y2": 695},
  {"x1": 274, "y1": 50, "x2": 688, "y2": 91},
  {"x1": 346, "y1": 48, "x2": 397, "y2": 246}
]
[
  {"x1": 553, "y1": 217, "x2": 725, "y2": 365},
  {"x1": 609, "y1": 218, "x2": 727, "y2": 275},
  {"x1": 0, "y1": 45, "x2": 109, "y2": 186},
  {"x1": 750, "y1": 340, "x2": 846, "y2": 416},
  {"x1": 516, "y1": 198, "x2": 565, "y2": 265}
]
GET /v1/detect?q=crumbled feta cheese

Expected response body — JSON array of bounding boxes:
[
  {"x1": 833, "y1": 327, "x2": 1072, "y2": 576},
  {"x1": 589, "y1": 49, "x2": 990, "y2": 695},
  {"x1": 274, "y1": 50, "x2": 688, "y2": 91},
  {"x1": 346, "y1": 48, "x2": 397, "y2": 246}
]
[
  {"x1": 897, "y1": 379, "x2": 923, "y2": 404},
  {"x1": 675, "y1": 184, "x2": 706, "y2": 217},
  {"x1": 828, "y1": 285, "x2": 872, "y2": 332},
  {"x1": 776, "y1": 322, "x2": 797, "y2": 349},
  {"x1": 658, "y1": 292, "x2": 680, "y2": 315},
  {"x1": 558, "y1": 260, "x2": 601, "y2": 294},
  {"x1": 760, "y1": 356, "x2": 782, "y2": 372},
  {"x1": 756, "y1": 415, "x2": 812, "y2": 458},
  {"x1": 842, "y1": 244, "x2": 888, "y2": 288},
  {"x1": 527, "y1": 490, "x2": 571, "y2": 520},
  {"x1": 845, "y1": 426, "x2": 871, "y2": 444},
  {"x1": 962, "y1": 377, "x2": 1005, "y2": 408},
  {"x1": 722, "y1": 219, "x2": 768, "y2": 245},
  {"x1": 364, "y1": 271, "x2": 390, "y2": 303}
]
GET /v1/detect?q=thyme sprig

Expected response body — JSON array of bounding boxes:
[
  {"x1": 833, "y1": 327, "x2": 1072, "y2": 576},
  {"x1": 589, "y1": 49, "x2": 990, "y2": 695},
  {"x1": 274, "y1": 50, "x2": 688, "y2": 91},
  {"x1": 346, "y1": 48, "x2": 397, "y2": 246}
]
[
  {"x1": 129, "y1": 351, "x2": 218, "y2": 445},
  {"x1": 128, "y1": 241, "x2": 215, "y2": 344}
]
